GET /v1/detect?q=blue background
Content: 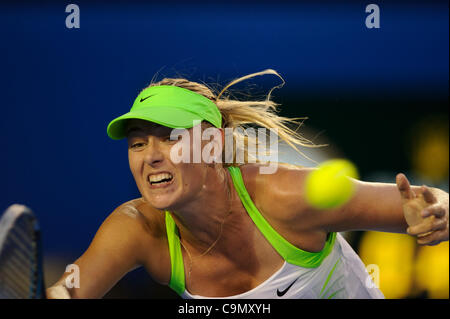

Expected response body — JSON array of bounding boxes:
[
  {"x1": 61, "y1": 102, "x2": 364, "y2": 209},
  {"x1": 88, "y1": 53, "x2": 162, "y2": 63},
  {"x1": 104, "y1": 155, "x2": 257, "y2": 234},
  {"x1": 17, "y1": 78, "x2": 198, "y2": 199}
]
[{"x1": 0, "y1": 1, "x2": 448, "y2": 298}]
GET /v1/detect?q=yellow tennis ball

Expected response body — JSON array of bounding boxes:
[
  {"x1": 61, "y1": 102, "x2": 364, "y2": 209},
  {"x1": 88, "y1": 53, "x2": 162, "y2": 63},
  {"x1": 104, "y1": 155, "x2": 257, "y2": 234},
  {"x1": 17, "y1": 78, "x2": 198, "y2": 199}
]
[{"x1": 305, "y1": 159, "x2": 359, "y2": 210}]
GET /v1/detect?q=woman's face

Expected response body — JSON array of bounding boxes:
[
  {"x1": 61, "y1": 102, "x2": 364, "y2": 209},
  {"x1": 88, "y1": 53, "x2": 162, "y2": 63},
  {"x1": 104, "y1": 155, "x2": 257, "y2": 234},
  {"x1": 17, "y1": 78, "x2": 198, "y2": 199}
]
[{"x1": 126, "y1": 119, "x2": 219, "y2": 210}]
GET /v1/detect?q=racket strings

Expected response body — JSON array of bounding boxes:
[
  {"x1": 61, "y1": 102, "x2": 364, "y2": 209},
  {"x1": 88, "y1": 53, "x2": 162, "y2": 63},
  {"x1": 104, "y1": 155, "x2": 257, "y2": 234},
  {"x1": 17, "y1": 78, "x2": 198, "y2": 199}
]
[{"x1": 0, "y1": 214, "x2": 38, "y2": 299}]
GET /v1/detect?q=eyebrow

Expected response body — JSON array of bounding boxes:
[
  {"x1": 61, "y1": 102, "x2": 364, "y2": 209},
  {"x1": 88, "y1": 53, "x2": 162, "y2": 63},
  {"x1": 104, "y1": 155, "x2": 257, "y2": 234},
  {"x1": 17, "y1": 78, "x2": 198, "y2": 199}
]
[
  {"x1": 126, "y1": 124, "x2": 168, "y2": 137},
  {"x1": 126, "y1": 127, "x2": 150, "y2": 138},
  {"x1": 126, "y1": 126, "x2": 143, "y2": 135}
]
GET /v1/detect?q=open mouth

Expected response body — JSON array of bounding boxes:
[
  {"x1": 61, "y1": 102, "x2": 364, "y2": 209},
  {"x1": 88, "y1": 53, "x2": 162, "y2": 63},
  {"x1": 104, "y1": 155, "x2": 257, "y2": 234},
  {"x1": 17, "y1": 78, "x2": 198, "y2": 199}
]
[{"x1": 147, "y1": 172, "x2": 174, "y2": 187}]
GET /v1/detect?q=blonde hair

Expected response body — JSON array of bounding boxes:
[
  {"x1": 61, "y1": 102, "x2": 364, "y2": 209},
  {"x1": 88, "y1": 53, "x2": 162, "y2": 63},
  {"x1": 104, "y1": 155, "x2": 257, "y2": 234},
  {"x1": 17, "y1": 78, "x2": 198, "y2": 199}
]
[{"x1": 146, "y1": 69, "x2": 322, "y2": 166}]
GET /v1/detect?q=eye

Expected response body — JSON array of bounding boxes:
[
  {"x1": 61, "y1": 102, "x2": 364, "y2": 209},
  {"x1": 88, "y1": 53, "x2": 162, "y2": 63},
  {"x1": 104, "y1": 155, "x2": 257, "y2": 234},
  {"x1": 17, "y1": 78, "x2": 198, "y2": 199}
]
[{"x1": 130, "y1": 142, "x2": 146, "y2": 149}]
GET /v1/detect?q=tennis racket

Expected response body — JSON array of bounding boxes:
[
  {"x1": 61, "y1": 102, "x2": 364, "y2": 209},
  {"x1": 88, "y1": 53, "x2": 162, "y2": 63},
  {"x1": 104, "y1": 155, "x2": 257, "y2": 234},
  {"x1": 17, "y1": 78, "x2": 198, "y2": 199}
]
[{"x1": 0, "y1": 204, "x2": 46, "y2": 299}]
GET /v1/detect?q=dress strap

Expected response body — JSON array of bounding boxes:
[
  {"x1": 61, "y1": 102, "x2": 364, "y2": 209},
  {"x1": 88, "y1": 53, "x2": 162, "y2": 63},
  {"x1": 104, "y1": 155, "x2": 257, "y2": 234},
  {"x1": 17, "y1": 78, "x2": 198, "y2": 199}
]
[{"x1": 165, "y1": 211, "x2": 185, "y2": 295}]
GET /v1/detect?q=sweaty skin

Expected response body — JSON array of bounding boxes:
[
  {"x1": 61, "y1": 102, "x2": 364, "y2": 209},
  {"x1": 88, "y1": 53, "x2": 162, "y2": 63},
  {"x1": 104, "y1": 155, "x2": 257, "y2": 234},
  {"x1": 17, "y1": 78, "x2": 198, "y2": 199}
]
[{"x1": 46, "y1": 121, "x2": 449, "y2": 298}]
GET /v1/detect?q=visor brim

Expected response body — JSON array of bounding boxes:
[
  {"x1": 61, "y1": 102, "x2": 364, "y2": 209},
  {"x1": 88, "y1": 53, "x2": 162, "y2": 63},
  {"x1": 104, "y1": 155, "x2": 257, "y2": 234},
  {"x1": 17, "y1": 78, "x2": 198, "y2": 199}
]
[{"x1": 107, "y1": 106, "x2": 204, "y2": 140}]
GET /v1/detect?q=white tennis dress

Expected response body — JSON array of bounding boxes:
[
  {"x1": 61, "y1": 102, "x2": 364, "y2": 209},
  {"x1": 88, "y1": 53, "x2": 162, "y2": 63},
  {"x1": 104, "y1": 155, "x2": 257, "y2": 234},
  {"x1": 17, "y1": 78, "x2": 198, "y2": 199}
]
[{"x1": 164, "y1": 166, "x2": 384, "y2": 299}]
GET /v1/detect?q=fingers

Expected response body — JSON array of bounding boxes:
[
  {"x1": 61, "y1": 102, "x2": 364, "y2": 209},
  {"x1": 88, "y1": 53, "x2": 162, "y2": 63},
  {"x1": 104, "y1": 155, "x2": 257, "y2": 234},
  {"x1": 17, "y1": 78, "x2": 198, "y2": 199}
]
[
  {"x1": 416, "y1": 229, "x2": 449, "y2": 246},
  {"x1": 407, "y1": 215, "x2": 446, "y2": 236},
  {"x1": 421, "y1": 185, "x2": 438, "y2": 204},
  {"x1": 46, "y1": 285, "x2": 71, "y2": 299},
  {"x1": 421, "y1": 203, "x2": 446, "y2": 218},
  {"x1": 396, "y1": 173, "x2": 415, "y2": 200}
]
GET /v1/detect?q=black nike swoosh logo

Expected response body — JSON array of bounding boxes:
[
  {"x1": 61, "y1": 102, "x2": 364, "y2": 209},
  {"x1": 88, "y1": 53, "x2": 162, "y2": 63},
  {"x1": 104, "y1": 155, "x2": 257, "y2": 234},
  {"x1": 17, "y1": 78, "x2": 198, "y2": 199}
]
[
  {"x1": 276, "y1": 277, "x2": 299, "y2": 297},
  {"x1": 140, "y1": 94, "x2": 155, "y2": 102}
]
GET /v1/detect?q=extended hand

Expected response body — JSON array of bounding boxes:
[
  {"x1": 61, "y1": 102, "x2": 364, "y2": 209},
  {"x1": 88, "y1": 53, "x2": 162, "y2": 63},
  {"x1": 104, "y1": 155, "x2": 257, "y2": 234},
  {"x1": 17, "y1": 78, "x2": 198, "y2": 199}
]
[{"x1": 396, "y1": 173, "x2": 449, "y2": 246}]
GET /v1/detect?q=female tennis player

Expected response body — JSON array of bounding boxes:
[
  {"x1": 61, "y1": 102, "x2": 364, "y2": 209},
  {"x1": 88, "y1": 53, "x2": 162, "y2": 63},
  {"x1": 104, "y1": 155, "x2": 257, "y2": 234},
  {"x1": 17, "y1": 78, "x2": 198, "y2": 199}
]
[{"x1": 46, "y1": 70, "x2": 449, "y2": 299}]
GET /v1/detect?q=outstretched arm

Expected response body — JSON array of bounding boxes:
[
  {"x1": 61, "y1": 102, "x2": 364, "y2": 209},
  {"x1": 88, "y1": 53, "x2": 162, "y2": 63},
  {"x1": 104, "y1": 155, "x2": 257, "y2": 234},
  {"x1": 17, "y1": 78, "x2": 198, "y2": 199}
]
[
  {"x1": 258, "y1": 165, "x2": 449, "y2": 246},
  {"x1": 46, "y1": 202, "x2": 152, "y2": 298},
  {"x1": 313, "y1": 172, "x2": 449, "y2": 246}
]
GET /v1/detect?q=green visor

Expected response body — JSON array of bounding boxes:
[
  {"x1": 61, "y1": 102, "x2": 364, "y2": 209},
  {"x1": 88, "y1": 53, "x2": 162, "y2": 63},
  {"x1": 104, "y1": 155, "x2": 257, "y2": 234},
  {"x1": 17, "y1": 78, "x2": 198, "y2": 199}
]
[{"x1": 107, "y1": 85, "x2": 222, "y2": 140}]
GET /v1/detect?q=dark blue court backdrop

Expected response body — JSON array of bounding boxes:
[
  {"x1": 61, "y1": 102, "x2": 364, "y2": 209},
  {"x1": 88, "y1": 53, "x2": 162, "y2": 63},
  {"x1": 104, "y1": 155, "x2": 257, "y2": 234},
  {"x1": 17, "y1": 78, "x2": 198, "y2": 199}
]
[{"x1": 0, "y1": 1, "x2": 448, "y2": 296}]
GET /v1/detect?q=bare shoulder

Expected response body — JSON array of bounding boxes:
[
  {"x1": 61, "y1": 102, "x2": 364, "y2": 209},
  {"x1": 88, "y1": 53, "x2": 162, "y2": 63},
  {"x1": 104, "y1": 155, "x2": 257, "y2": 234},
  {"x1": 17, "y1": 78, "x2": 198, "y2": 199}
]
[
  {"x1": 48, "y1": 199, "x2": 169, "y2": 298},
  {"x1": 98, "y1": 198, "x2": 170, "y2": 284},
  {"x1": 92, "y1": 198, "x2": 165, "y2": 260},
  {"x1": 238, "y1": 163, "x2": 313, "y2": 222},
  {"x1": 90, "y1": 197, "x2": 168, "y2": 273},
  {"x1": 112, "y1": 197, "x2": 166, "y2": 239},
  {"x1": 237, "y1": 164, "x2": 327, "y2": 252},
  {"x1": 239, "y1": 162, "x2": 312, "y2": 178}
]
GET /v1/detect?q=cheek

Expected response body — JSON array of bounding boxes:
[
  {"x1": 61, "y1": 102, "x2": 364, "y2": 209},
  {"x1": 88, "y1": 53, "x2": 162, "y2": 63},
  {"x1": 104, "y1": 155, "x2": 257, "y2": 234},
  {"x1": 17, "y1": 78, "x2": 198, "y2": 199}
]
[{"x1": 128, "y1": 152, "x2": 142, "y2": 181}]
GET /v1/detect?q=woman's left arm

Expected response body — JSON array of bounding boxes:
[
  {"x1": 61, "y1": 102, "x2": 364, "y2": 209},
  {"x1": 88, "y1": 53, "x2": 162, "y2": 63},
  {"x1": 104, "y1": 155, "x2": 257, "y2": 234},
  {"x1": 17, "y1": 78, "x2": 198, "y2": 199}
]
[
  {"x1": 314, "y1": 172, "x2": 449, "y2": 246},
  {"x1": 255, "y1": 165, "x2": 448, "y2": 247}
]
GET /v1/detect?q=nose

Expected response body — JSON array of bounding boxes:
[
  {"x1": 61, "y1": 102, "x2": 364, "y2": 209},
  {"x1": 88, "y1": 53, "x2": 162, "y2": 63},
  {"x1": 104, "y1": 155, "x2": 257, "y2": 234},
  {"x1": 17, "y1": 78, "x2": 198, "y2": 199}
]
[{"x1": 143, "y1": 137, "x2": 165, "y2": 167}]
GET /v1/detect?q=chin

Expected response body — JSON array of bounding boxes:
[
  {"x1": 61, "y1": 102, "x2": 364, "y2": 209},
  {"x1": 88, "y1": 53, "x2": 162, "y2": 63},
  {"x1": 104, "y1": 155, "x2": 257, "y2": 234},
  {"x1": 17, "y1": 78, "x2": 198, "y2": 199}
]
[
  {"x1": 143, "y1": 191, "x2": 180, "y2": 211},
  {"x1": 144, "y1": 197, "x2": 171, "y2": 210}
]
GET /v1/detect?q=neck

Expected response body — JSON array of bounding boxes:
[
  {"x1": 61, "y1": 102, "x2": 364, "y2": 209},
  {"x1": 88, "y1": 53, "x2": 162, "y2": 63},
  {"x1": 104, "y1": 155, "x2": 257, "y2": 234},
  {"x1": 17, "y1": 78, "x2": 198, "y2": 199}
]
[{"x1": 170, "y1": 165, "x2": 236, "y2": 254}]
